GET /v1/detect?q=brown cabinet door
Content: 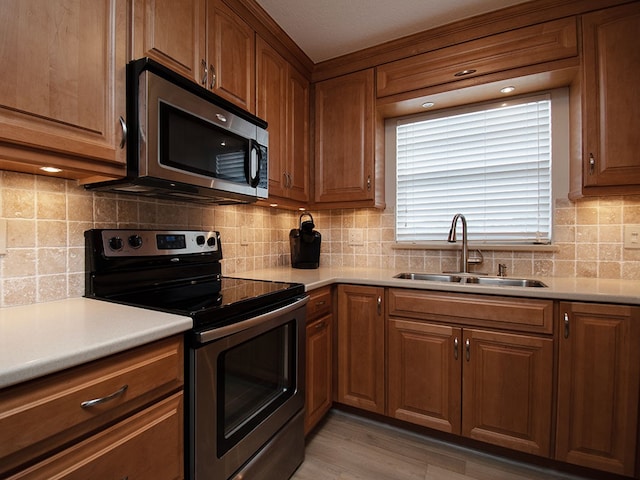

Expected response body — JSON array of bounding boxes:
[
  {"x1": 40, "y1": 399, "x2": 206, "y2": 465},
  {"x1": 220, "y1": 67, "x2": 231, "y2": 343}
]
[
  {"x1": 132, "y1": 0, "x2": 206, "y2": 83},
  {"x1": 8, "y1": 392, "x2": 183, "y2": 480},
  {"x1": 0, "y1": 0, "x2": 127, "y2": 171},
  {"x1": 581, "y1": 3, "x2": 640, "y2": 193},
  {"x1": 388, "y1": 319, "x2": 461, "y2": 434},
  {"x1": 314, "y1": 69, "x2": 376, "y2": 205},
  {"x1": 556, "y1": 302, "x2": 640, "y2": 476},
  {"x1": 462, "y1": 329, "x2": 553, "y2": 457},
  {"x1": 256, "y1": 37, "x2": 288, "y2": 198},
  {"x1": 286, "y1": 66, "x2": 310, "y2": 203},
  {"x1": 336, "y1": 285, "x2": 385, "y2": 413},
  {"x1": 305, "y1": 313, "x2": 333, "y2": 434},
  {"x1": 207, "y1": 0, "x2": 255, "y2": 113}
]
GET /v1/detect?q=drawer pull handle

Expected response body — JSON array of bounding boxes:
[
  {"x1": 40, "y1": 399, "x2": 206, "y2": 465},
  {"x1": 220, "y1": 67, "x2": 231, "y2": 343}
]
[
  {"x1": 564, "y1": 312, "x2": 570, "y2": 339},
  {"x1": 465, "y1": 339, "x2": 470, "y2": 362},
  {"x1": 454, "y1": 337, "x2": 459, "y2": 360},
  {"x1": 377, "y1": 296, "x2": 382, "y2": 315},
  {"x1": 315, "y1": 321, "x2": 326, "y2": 330},
  {"x1": 81, "y1": 384, "x2": 128, "y2": 408},
  {"x1": 315, "y1": 300, "x2": 326, "y2": 306}
]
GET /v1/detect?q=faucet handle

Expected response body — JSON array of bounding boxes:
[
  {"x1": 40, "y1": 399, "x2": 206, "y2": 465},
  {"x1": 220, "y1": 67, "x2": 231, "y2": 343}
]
[{"x1": 497, "y1": 263, "x2": 507, "y2": 277}]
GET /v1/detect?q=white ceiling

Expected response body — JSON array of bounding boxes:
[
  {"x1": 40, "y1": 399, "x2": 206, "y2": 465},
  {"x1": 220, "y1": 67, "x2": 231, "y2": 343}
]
[{"x1": 256, "y1": 0, "x2": 530, "y2": 63}]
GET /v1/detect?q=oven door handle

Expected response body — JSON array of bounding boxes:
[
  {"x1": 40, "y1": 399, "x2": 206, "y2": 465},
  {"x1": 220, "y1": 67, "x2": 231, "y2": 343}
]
[{"x1": 195, "y1": 296, "x2": 309, "y2": 344}]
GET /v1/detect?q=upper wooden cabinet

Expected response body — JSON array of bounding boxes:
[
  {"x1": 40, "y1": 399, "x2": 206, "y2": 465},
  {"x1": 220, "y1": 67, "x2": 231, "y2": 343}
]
[
  {"x1": 257, "y1": 37, "x2": 309, "y2": 206},
  {"x1": 376, "y1": 17, "x2": 578, "y2": 99},
  {"x1": 132, "y1": 0, "x2": 255, "y2": 113},
  {"x1": 314, "y1": 69, "x2": 384, "y2": 208},
  {"x1": 0, "y1": 0, "x2": 127, "y2": 180},
  {"x1": 556, "y1": 302, "x2": 640, "y2": 477},
  {"x1": 570, "y1": 2, "x2": 640, "y2": 197}
]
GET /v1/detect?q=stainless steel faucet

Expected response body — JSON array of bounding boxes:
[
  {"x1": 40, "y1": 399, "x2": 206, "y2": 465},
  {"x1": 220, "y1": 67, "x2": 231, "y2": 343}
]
[{"x1": 447, "y1": 213, "x2": 469, "y2": 273}]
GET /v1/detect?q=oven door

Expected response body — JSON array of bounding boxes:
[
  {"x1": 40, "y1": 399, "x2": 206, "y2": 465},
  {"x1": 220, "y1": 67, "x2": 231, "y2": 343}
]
[{"x1": 188, "y1": 296, "x2": 307, "y2": 480}]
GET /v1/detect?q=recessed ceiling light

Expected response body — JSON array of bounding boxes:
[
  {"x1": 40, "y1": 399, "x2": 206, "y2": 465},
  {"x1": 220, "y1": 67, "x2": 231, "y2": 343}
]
[
  {"x1": 270, "y1": 203, "x2": 278, "y2": 207},
  {"x1": 40, "y1": 166, "x2": 62, "y2": 173},
  {"x1": 422, "y1": 102, "x2": 435, "y2": 108},
  {"x1": 500, "y1": 86, "x2": 516, "y2": 94}
]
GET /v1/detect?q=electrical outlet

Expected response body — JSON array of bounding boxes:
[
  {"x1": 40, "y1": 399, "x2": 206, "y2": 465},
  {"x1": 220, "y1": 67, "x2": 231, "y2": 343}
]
[
  {"x1": 348, "y1": 228, "x2": 364, "y2": 246},
  {"x1": 624, "y1": 224, "x2": 640, "y2": 249}
]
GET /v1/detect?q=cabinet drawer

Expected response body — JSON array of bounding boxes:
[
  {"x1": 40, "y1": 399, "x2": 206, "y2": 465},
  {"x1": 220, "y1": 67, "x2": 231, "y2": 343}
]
[
  {"x1": 8, "y1": 392, "x2": 183, "y2": 480},
  {"x1": 388, "y1": 289, "x2": 553, "y2": 334},
  {"x1": 307, "y1": 287, "x2": 332, "y2": 321},
  {"x1": 377, "y1": 17, "x2": 577, "y2": 98},
  {"x1": 0, "y1": 335, "x2": 183, "y2": 474}
]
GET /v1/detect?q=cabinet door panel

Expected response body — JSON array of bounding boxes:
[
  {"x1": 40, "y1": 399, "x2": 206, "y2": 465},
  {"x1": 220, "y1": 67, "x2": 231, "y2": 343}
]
[
  {"x1": 462, "y1": 329, "x2": 553, "y2": 457},
  {"x1": 582, "y1": 3, "x2": 640, "y2": 190},
  {"x1": 0, "y1": 0, "x2": 126, "y2": 166},
  {"x1": 337, "y1": 285, "x2": 384, "y2": 413},
  {"x1": 556, "y1": 302, "x2": 640, "y2": 476},
  {"x1": 388, "y1": 319, "x2": 461, "y2": 433},
  {"x1": 8, "y1": 393, "x2": 183, "y2": 480},
  {"x1": 305, "y1": 314, "x2": 332, "y2": 434},
  {"x1": 286, "y1": 67, "x2": 310, "y2": 202},
  {"x1": 132, "y1": 0, "x2": 206, "y2": 82},
  {"x1": 314, "y1": 69, "x2": 375, "y2": 204},
  {"x1": 256, "y1": 37, "x2": 288, "y2": 198},
  {"x1": 208, "y1": 0, "x2": 255, "y2": 112}
]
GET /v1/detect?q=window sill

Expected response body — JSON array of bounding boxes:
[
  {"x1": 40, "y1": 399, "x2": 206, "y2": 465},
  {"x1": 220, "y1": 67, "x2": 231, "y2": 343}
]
[{"x1": 392, "y1": 242, "x2": 559, "y2": 253}]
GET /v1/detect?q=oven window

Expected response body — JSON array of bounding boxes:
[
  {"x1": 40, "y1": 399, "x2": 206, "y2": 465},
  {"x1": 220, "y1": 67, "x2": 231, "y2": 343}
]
[
  {"x1": 159, "y1": 102, "x2": 248, "y2": 182},
  {"x1": 217, "y1": 320, "x2": 296, "y2": 455}
]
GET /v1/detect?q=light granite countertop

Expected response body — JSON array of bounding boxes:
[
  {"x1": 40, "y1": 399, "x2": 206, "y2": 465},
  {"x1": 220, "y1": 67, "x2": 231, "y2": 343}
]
[
  {"x1": 2, "y1": 268, "x2": 638, "y2": 390},
  {"x1": 236, "y1": 266, "x2": 640, "y2": 305},
  {"x1": 0, "y1": 298, "x2": 191, "y2": 389}
]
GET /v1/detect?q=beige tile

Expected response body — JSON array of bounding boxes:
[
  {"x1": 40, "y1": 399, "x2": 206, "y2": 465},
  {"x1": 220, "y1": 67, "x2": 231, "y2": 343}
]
[
  {"x1": 2, "y1": 277, "x2": 37, "y2": 306},
  {"x1": 3, "y1": 248, "x2": 36, "y2": 277},
  {"x1": 38, "y1": 274, "x2": 67, "y2": 303},
  {"x1": 6, "y1": 219, "x2": 36, "y2": 248},
  {"x1": 37, "y1": 220, "x2": 67, "y2": 247},
  {"x1": 2, "y1": 188, "x2": 35, "y2": 218},
  {"x1": 38, "y1": 248, "x2": 67, "y2": 275},
  {"x1": 37, "y1": 191, "x2": 67, "y2": 220}
]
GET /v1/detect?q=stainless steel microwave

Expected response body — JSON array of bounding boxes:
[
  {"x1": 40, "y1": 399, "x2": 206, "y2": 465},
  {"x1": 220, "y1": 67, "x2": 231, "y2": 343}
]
[{"x1": 86, "y1": 58, "x2": 268, "y2": 204}]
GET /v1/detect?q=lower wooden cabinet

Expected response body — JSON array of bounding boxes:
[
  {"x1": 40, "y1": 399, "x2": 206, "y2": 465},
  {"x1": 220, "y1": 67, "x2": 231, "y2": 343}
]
[
  {"x1": 336, "y1": 284, "x2": 385, "y2": 414},
  {"x1": 0, "y1": 336, "x2": 184, "y2": 478},
  {"x1": 305, "y1": 287, "x2": 333, "y2": 434},
  {"x1": 7, "y1": 392, "x2": 184, "y2": 480},
  {"x1": 388, "y1": 319, "x2": 553, "y2": 456},
  {"x1": 556, "y1": 302, "x2": 640, "y2": 476}
]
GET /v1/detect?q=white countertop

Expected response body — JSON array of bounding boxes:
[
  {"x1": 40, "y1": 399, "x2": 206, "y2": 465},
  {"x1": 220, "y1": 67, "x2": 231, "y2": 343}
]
[
  {"x1": 0, "y1": 298, "x2": 191, "y2": 389},
  {"x1": 236, "y1": 266, "x2": 640, "y2": 305},
  {"x1": 2, "y1": 268, "x2": 638, "y2": 391}
]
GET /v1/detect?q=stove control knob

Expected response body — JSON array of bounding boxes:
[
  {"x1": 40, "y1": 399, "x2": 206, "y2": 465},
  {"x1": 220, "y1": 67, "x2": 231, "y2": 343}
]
[
  {"x1": 207, "y1": 236, "x2": 216, "y2": 247},
  {"x1": 128, "y1": 235, "x2": 143, "y2": 249},
  {"x1": 196, "y1": 235, "x2": 206, "y2": 246},
  {"x1": 108, "y1": 236, "x2": 124, "y2": 251}
]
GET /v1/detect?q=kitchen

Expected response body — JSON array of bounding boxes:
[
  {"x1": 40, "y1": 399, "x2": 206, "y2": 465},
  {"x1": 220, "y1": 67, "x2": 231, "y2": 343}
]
[{"x1": 1, "y1": 0, "x2": 640, "y2": 479}]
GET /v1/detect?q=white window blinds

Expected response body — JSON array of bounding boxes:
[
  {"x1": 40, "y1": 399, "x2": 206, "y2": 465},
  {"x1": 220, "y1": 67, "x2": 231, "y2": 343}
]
[{"x1": 395, "y1": 95, "x2": 552, "y2": 244}]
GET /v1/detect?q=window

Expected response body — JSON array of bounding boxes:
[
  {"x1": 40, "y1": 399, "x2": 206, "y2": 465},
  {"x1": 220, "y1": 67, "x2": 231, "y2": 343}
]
[{"x1": 394, "y1": 94, "x2": 553, "y2": 244}]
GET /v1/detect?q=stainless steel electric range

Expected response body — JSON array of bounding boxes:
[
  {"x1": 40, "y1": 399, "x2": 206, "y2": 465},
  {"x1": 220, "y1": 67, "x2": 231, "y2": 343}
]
[{"x1": 85, "y1": 229, "x2": 307, "y2": 480}]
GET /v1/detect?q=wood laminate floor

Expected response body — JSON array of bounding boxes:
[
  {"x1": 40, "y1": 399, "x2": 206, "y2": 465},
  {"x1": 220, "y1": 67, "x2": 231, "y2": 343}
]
[{"x1": 292, "y1": 410, "x2": 596, "y2": 480}]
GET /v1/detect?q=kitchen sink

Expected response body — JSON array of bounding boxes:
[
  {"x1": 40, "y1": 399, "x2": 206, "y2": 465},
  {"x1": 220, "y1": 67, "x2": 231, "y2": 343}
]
[
  {"x1": 394, "y1": 272, "x2": 547, "y2": 288},
  {"x1": 394, "y1": 273, "x2": 463, "y2": 282}
]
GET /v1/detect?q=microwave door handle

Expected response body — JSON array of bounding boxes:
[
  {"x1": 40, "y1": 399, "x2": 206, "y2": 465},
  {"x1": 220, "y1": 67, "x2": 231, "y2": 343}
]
[{"x1": 246, "y1": 140, "x2": 261, "y2": 188}]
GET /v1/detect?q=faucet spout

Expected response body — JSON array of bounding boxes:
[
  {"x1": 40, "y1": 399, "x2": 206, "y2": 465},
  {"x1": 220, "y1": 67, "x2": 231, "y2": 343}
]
[{"x1": 448, "y1": 213, "x2": 469, "y2": 273}]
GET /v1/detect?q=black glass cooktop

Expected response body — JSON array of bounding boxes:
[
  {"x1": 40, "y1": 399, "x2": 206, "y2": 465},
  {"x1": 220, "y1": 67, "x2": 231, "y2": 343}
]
[{"x1": 105, "y1": 276, "x2": 305, "y2": 329}]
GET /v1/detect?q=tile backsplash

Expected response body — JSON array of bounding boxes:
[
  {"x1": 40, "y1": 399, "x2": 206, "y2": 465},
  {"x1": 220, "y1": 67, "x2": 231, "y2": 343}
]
[{"x1": 1, "y1": 170, "x2": 640, "y2": 307}]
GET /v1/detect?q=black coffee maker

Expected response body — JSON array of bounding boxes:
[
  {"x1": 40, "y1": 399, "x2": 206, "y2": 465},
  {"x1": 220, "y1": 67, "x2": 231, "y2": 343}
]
[{"x1": 289, "y1": 213, "x2": 321, "y2": 269}]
